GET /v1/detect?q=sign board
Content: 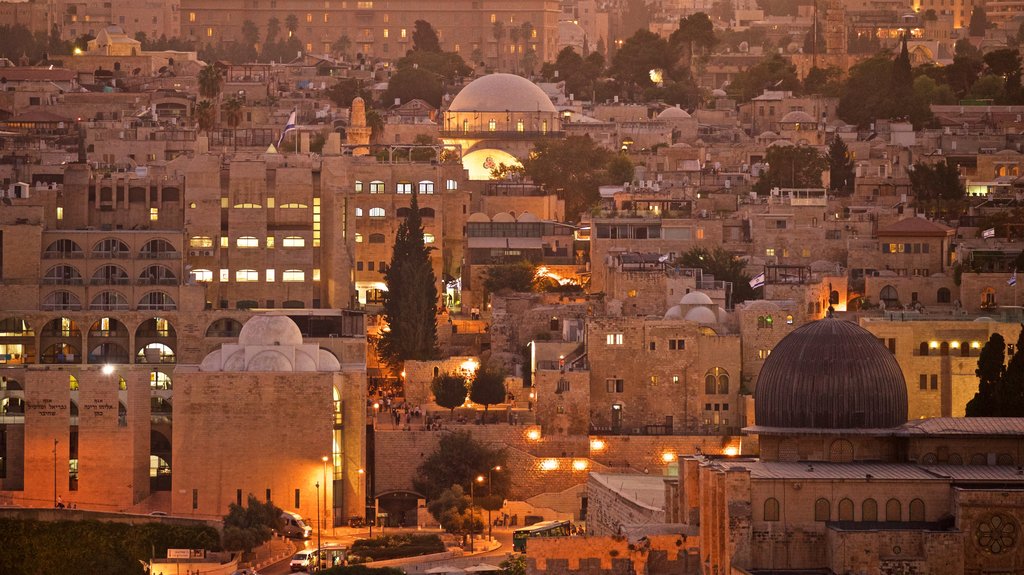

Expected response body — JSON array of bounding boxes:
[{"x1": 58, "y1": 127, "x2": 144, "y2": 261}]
[{"x1": 167, "y1": 549, "x2": 191, "y2": 559}]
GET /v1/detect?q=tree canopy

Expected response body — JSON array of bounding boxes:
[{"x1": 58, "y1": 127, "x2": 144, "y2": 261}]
[
  {"x1": 412, "y1": 20, "x2": 442, "y2": 52},
  {"x1": 826, "y1": 137, "x2": 855, "y2": 196},
  {"x1": 431, "y1": 372, "x2": 468, "y2": 416},
  {"x1": 383, "y1": 67, "x2": 445, "y2": 108},
  {"x1": 413, "y1": 431, "x2": 509, "y2": 501},
  {"x1": 426, "y1": 486, "x2": 483, "y2": 543},
  {"x1": 966, "y1": 329, "x2": 1024, "y2": 416},
  {"x1": 469, "y1": 369, "x2": 507, "y2": 421},
  {"x1": 676, "y1": 246, "x2": 756, "y2": 304},
  {"x1": 377, "y1": 191, "x2": 439, "y2": 374},
  {"x1": 753, "y1": 144, "x2": 826, "y2": 195},
  {"x1": 222, "y1": 495, "x2": 283, "y2": 553},
  {"x1": 483, "y1": 261, "x2": 537, "y2": 294},
  {"x1": 908, "y1": 160, "x2": 964, "y2": 202},
  {"x1": 523, "y1": 136, "x2": 617, "y2": 221}
]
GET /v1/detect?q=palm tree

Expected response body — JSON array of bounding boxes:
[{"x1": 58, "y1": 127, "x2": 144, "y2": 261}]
[
  {"x1": 266, "y1": 17, "x2": 281, "y2": 45},
  {"x1": 508, "y1": 26, "x2": 521, "y2": 73},
  {"x1": 195, "y1": 100, "x2": 216, "y2": 135},
  {"x1": 332, "y1": 33, "x2": 351, "y2": 60},
  {"x1": 198, "y1": 64, "x2": 223, "y2": 126},
  {"x1": 222, "y1": 96, "x2": 244, "y2": 150},
  {"x1": 285, "y1": 14, "x2": 299, "y2": 38},
  {"x1": 241, "y1": 20, "x2": 260, "y2": 59},
  {"x1": 492, "y1": 21, "x2": 505, "y2": 70}
]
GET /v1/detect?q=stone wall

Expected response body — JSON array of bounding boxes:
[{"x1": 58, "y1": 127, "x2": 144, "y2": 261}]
[
  {"x1": 827, "y1": 528, "x2": 964, "y2": 575},
  {"x1": 528, "y1": 534, "x2": 701, "y2": 575}
]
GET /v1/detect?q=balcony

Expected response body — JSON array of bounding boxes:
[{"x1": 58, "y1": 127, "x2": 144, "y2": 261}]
[{"x1": 439, "y1": 130, "x2": 564, "y2": 140}]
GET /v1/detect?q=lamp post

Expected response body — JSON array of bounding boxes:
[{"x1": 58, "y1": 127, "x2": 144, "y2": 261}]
[
  {"x1": 321, "y1": 456, "x2": 330, "y2": 533},
  {"x1": 484, "y1": 466, "x2": 501, "y2": 541},
  {"x1": 315, "y1": 481, "x2": 321, "y2": 573},
  {"x1": 470, "y1": 475, "x2": 481, "y2": 547},
  {"x1": 52, "y1": 438, "x2": 58, "y2": 508}
]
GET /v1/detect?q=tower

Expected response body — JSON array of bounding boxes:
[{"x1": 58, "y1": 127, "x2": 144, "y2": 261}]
[
  {"x1": 824, "y1": 0, "x2": 847, "y2": 56},
  {"x1": 346, "y1": 97, "x2": 371, "y2": 156}
]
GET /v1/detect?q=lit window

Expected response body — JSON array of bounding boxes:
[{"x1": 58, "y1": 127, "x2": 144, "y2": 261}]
[
  {"x1": 396, "y1": 182, "x2": 412, "y2": 194},
  {"x1": 57, "y1": 207, "x2": 63, "y2": 220},
  {"x1": 424, "y1": 233, "x2": 436, "y2": 243},
  {"x1": 236, "y1": 236, "x2": 259, "y2": 248},
  {"x1": 220, "y1": 236, "x2": 229, "y2": 248},
  {"x1": 488, "y1": 119, "x2": 496, "y2": 131},
  {"x1": 606, "y1": 333, "x2": 623, "y2": 345},
  {"x1": 355, "y1": 208, "x2": 363, "y2": 217},
  {"x1": 283, "y1": 269, "x2": 305, "y2": 282},
  {"x1": 266, "y1": 236, "x2": 275, "y2": 248},
  {"x1": 266, "y1": 198, "x2": 275, "y2": 209},
  {"x1": 280, "y1": 203, "x2": 308, "y2": 209},
  {"x1": 283, "y1": 236, "x2": 305, "y2": 247},
  {"x1": 369, "y1": 181, "x2": 385, "y2": 193},
  {"x1": 369, "y1": 207, "x2": 385, "y2": 217},
  {"x1": 401, "y1": 28, "x2": 407, "y2": 38},
  {"x1": 765, "y1": 248, "x2": 775, "y2": 257},
  {"x1": 384, "y1": 28, "x2": 389, "y2": 38},
  {"x1": 207, "y1": 27, "x2": 213, "y2": 37},
  {"x1": 313, "y1": 269, "x2": 321, "y2": 281},
  {"x1": 233, "y1": 203, "x2": 262, "y2": 208},
  {"x1": 446, "y1": 179, "x2": 458, "y2": 190},
  {"x1": 189, "y1": 11, "x2": 196, "y2": 22},
  {"x1": 419, "y1": 181, "x2": 434, "y2": 194},
  {"x1": 190, "y1": 269, "x2": 213, "y2": 282},
  {"x1": 221, "y1": 197, "x2": 229, "y2": 208},
  {"x1": 516, "y1": 120, "x2": 524, "y2": 132},
  {"x1": 490, "y1": 13, "x2": 496, "y2": 23},
  {"x1": 313, "y1": 197, "x2": 320, "y2": 248},
  {"x1": 354, "y1": 181, "x2": 363, "y2": 193},
  {"x1": 266, "y1": 269, "x2": 275, "y2": 282},
  {"x1": 220, "y1": 269, "x2": 229, "y2": 282},
  {"x1": 355, "y1": 233, "x2": 363, "y2": 243},
  {"x1": 235, "y1": 269, "x2": 257, "y2": 282},
  {"x1": 190, "y1": 236, "x2": 213, "y2": 248},
  {"x1": 306, "y1": 13, "x2": 312, "y2": 22}
]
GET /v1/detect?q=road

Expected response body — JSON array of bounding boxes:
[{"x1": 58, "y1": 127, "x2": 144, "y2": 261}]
[{"x1": 258, "y1": 528, "x2": 515, "y2": 575}]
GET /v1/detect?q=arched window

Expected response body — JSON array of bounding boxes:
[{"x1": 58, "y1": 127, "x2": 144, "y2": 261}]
[
  {"x1": 283, "y1": 269, "x2": 305, "y2": 282},
  {"x1": 91, "y1": 291, "x2": 129, "y2": 311},
  {"x1": 45, "y1": 239, "x2": 83, "y2": 258},
  {"x1": 862, "y1": 498, "x2": 878, "y2": 522},
  {"x1": 937, "y1": 287, "x2": 951, "y2": 303},
  {"x1": 940, "y1": 341, "x2": 950, "y2": 355},
  {"x1": 92, "y1": 264, "x2": 130, "y2": 284},
  {"x1": 885, "y1": 498, "x2": 902, "y2": 522},
  {"x1": 420, "y1": 207, "x2": 436, "y2": 218},
  {"x1": 368, "y1": 233, "x2": 386, "y2": 244},
  {"x1": 921, "y1": 452, "x2": 938, "y2": 464},
  {"x1": 282, "y1": 236, "x2": 305, "y2": 247},
  {"x1": 236, "y1": 269, "x2": 258, "y2": 282},
  {"x1": 369, "y1": 180, "x2": 385, "y2": 194},
  {"x1": 70, "y1": 374, "x2": 79, "y2": 391},
  {"x1": 763, "y1": 497, "x2": 780, "y2": 521},
  {"x1": 92, "y1": 238, "x2": 130, "y2": 257},
  {"x1": 369, "y1": 207, "x2": 386, "y2": 218},
  {"x1": 829, "y1": 439, "x2": 854, "y2": 462},
  {"x1": 704, "y1": 372, "x2": 716, "y2": 394},
  {"x1": 138, "y1": 292, "x2": 176, "y2": 311},
  {"x1": 150, "y1": 371, "x2": 173, "y2": 389},
  {"x1": 354, "y1": 208, "x2": 363, "y2": 217},
  {"x1": 396, "y1": 207, "x2": 412, "y2": 218},
  {"x1": 139, "y1": 265, "x2": 176, "y2": 284},
  {"x1": 814, "y1": 498, "x2": 830, "y2": 522},
  {"x1": 880, "y1": 285, "x2": 899, "y2": 307},
  {"x1": 838, "y1": 498, "x2": 854, "y2": 521},
  {"x1": 982, "y1": 286, "x2": 997, "y2": 307},
  {"x1": 140, "y1": 239, "x2": 176, "y2": 257},
  {"x1": 919, "y1": 342, "x2": 929, "y2": 356},
  {"x1": 418, "y1": 180, "x2": 435, "y2": 194},
  {"x1": 190, "y1": 268, "x2": 213, "y2": 282},
  {"x1": 236, "y1": 236, "x2": 259, "y2": 248},
  {"x1": 43, "y1": 265, "x2": 82, "y2": 285},
  {"x1": 785, "y1": 314, "x2": 794, "y2": 324},
  {"x1": 233, "y1": 202, "x2": 262, "y2": 208},
  {"x1": 948, "y1": 453, "x2": 963, "y2": 465},
  {"x1": 908, "y1": 499, "x2": 925, "y2": 521},
  {"x1": 43, "y1": 291, "x2": 81, "y2": 311},
  {"x1": 280, "y1": 202, "x2": 308, "y2": 209}
]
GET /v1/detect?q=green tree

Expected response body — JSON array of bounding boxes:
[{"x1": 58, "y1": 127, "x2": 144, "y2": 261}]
[
  {"x1": 332, "y1": 33, "x2": 352, "y2": 59},
  {"x1": 413, "y1": 431, "x2": 510, "y2": 501},
  {"x1": 993, "y1": 329, "x2": 1024, "y2": 415},
  {"x1": 195, "y1": 99, "x2": 216, "y2": 134},
  {"x1": 413, "y1": 20, "x2": 442, "y2": 52},
  {"x1": 983, "y1": 48, "x2": 1022, "y2": 102},
  {"x1": 610, "y1": 29, "x2": 673, "y2": 98},
  {"x1": 728, "y1": 53, "x2": 800, "y2": 102},
  {"x1": 241, "y1": 19, "x2": 260, "y2": 58},
  {"x1": 753, "y1": 144, "x2": 826, "y2": 195},
  {"x1": 377, "y1": 191, "x2": 439, "y2": 374},
  {"x1": 266, "y1": 17, "x2": 281, "y2": 45},
  {"x1": 966, "y1": 333, "x2": 1006, "y2": 416},
  {"x1": 890, "y1": 34, "x2": 914, "y2": 119},
  {"x1": 383, "y1": 66, "x2": 444, "y2": 107},
  {"x1": 483, "y1": 261, "x2": 537, "y2": 293},
  {"x1": 827, "y1": 137, "x2": 855, "y2": 195},
  {"x1": 670, "y1": 12, "x2": 717, "y2": 76},
  {"x1": 677, "y1": 246, "x2": 756, "y2": 304},
  {"x1": 608, "y1": 154, "x2": 635, "y2": 185},
  {"x1": 946, "y1": 39, "x2": 984, "y2": 97},
  {"x1": 426, "y1": 486, "x2": 483, "y2": 544},
  {"x1": 492, "y1": 21, "x2": 506, "y2": 69},
  {"x1": 523, "y1": 136, "x2": 615, "y2": 221},
  {"x1": 969, "y1": 5, "x2": 988, "y2": 36},
  {"x1": 837, "y1": 53, "x2": 893, "y2": 128},
  {"x1": 222, "y1": 495, "x2": 283, "y2": 554},
  {"x1": 431, "y1": 372, "x2": 468, "y2": 418},
  {"x1": 803, "y1": 66, "x2": 842, "y2": 96},
  {"x1": 222, "y1": 96, "x2": 244, "y2": 150},
  {"x1": 500, "y1": 554, "x2": 527, "y2": 575},
  {"x1": 469, "y1": 369, "x2": 506, "y2": 422},
  {"x1": 285, "y1": 14, "x2": 299, "y2": 36},
  {"x1": 326, "y1": 78, "x2": 373, "y2": 109},
  {"x1": 198, "y1": 64, "x2": 223, "y2": 100},
  {"x1": 908, "y1": 160, "x2": 964, "y2": 201},
  {"x1": 396, "y1": 49, "x2": 472, "y2": 82}
]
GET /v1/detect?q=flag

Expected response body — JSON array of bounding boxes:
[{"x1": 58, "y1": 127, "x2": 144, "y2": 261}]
[
  {"x1": 658, "y1": 253, "x2": 671, "y2": 263},
  {"x1": 749, "y1": 272, "x2": 766, "y2": 289},
  {"x1": 982, "y1": 227, "x2": 996, "y2": 239},
  {"x1": 1010, "y1": 270, "x2": 1018, "y2": 287},
  {"x1": 276, "y1": 110, "x2": 297, "y2": 147}
]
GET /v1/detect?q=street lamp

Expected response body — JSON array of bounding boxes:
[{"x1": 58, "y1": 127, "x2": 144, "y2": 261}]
[
  {"x1": 315, "y1": 481, "x2": 321, "y2": 573},
  {"x1": 321, "y1": 456, "x2": 330, "y2": 533},
  {"x1": 52, "y1": 438, "x2": 58, "y2": 508},
  {"x1": 470, "y1": 475, "x2": 483, "y2": 546},
  {"x1": 483, "y1": 466, "x2": 501, "y2": 541}
]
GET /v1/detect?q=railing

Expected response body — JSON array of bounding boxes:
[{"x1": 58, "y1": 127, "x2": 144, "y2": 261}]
[
  {"x1": 439, "y1": 130, "x2": 564, "y2": 139},
  {"x1": 139, "y1": 251, "x2": 180, "y2": 259},
  {"x1": 43, "y1": 252, "x2": 85, "y2": 259}
]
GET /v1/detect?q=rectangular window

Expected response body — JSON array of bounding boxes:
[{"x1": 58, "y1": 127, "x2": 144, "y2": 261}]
[
  {"x1": 236, "y1": 489, "x2": 243, "y2": 506},
  {"x1": 313, "y1": 269, "x2": 321, "y2": 281},
  {"x1": 56, "y1": 207, "x2": 63, "y2": 220},
  {"x1": 369, "y1": 181, "x2": 385, "y2": 193},
  {"x1": 368, "y1": 262, "x2": 375, "y2": 271},
  {"x1": 150, "y1": 207, "x2": 159, "y2": 221},
  {"x1": 919, "y1": 374, "x2": 927, "y2": 390},
  {"x1": 765, "y1": 248, "x2": 775, "y2": 257},
  {"x1": 313, "y1": 197, "x2": 321, "y2": 247},
  {"x1": 649, "y1": 341, "x2": 656, "y2": 351},
  {"x1": 193, "y1": 489, "x2": 199, "y2": 509},
  {"x1": 446, "y1": 179, "x2": 458, "y2": 190},
  {"x1": 396, "y1": 182, "x2": 412, "y2": 194},
  {"x1": 605, "y1": 333, "x2": 623, "y2": 345},
  {"x1": 189, "y1": 11, "x2": 196, "y2": 22},
  {"x1": 220, "y1": 236, "x2": 229, "y2": 248},
  {"x1": 283, "y1": 270, "x2": 306, "y2": 282},
  {"x1": 930, "y1": 374, "x2": 938, "y2": 390},
  {"x1": 266, "y1": 269, "x2": 275, "y2": 282},
  {"x1": 606, "y1": 378, "x2": 624, "y2": 393},
  {"x1": 294, "y1": 489, "x2": 300, "y2": 508},
  {"x1": 266, "y1": 488, "x2": 272, "y2": 502},
  {"x1": 219, "y1": 269, "x2": 229, "y2": 282},
  {"x1": 354, "y1": 181, "x2": 363, "y2": 193},
  {"x1": 266, "y1": 236, "x2": 275, "y2": 248}
]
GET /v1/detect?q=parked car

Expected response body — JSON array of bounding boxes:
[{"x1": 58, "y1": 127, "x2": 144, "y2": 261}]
[{"x1": 290, "y1": 549, "x2": 319, "y2": 572}]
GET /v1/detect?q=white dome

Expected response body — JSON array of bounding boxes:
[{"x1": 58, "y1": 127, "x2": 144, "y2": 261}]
[
  {"x1": 318, "y1": 349, "x2": 341, "y2": 371},
  {"x1": 679, "y1": 291, "x2": 714, "y2": 305},
  {"x1": 743, "y1": 300, "x2": 781, "y2": 313},
  {"x1": 449, "y1": 74, "x2": 557, "y2": 113},
  {"x1": 780, "y1": 110, "x2": 816, "y2": 124},
  {"x1": 223, "y1": 350, "x2": 246, "y2": 371},
  {"x1": 294, "y1": 350, "x2": 319, "y2": 371},
  {"x1": 664, "y1": 305, "x2": 684, "y2": 320},
  {"x1": 712, "y1": 88, "x2": 727, "y2": 97},
  {"x1": 684, "y1": 306, "x2": 718, "y2": 324},
  {"x1": 658, "y1": 106, "x2": 691, "y2": 119},
  {"x1": 492, "y1": 212, "x2": 516, "y2": 223},
  {"x1": 467, "y1": 212, "x2": 491, "y2": 223},
  {"x1": 199, "y1": 349, "x2": 222, "y2": 372},
  {"x1": 248, "y1": 350, "x2": 294, "y2": 371},
  {"x1": 237, "y1": 315, "x2": 303, "y2": 347},
  {"x1": 517, "y1": 211, "x2": 539, "y2": 223}
]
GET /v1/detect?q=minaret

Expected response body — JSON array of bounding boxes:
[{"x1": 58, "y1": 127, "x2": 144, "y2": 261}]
[{"x1": 347, "y1": 97, "x2": 371, "y2": 156}]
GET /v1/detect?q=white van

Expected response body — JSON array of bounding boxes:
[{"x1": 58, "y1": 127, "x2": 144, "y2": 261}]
[
  {"x1": 281, "y1": 511, "x2": 313, "y2": 539},
  {"x1": 289, "y1": 549, "x2": 319, "y2": 572}
]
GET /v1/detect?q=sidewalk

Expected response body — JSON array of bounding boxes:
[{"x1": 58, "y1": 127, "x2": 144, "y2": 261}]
[{"x1": 245, "y1": 536, "x2": 298, "y2": 571}]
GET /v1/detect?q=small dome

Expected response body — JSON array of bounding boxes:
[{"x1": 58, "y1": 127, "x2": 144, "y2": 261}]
[
  {"x1": 664, "y1": 305, "x2": 684, "y2": 320},
  {"x1": 712, "y1": 88, "x2": 727, "y2": 97},
  {"x1": 467, "y1": 212, "x2": 491, "y2": 223},
  {"x1": 679, "y1": 291, "x2": 714, "y2": 305},
  {"x1": 223, "y1": 350, "x2": 246, "y2": 371},
  {"x1": 755, "y1": 319, "x2": 908, "y2": 429},
  {"x1": 294, "y1": 350, "x2": 318, "y2": 371},
  {"x1": 449, "y1": 74, "x2": 557, "y2": 113},
  {"x1": 684, "y1": 306, "x2": 718, "y2": 324},
  {"x1": 743, "y1": 300, "x2": 781, "y2": 313},
  {"x1": 780, "y1": 110, "x2": 816, "y2": 124},
  {"x1": 492, "y1": 212, "x2": 516, "y2": 223},
  {"x1": 237, "y1": 315, "x2": 303, "y2": 347},
  {"x1": 658, "y1": 106, "x2": 691, "y2": 119},
  {"x1": 517, "y1": 211, "x2": 539, "y2": 223},
  {"x1": 199, "y1": 349, "x2": 222, "y2": 371},
  {"x1": 318, "y1": 349, "x2": 341, "y2": 371},
  {"x1": 248, "y1": 350, "x2": 294, "y2": 371}
]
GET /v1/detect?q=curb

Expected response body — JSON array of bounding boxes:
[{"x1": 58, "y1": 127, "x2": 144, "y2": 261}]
[{"x1": 249, "y1": 539, "x2": 298, "y2": 572}]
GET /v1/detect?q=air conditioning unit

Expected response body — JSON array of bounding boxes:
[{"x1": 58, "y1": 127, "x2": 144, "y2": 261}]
[
  {"x1": 203, "y1": 250, "x2": 214, "y2": 257},
  {"x1": 188, "y1": 250, "x2": 199, "y2": 256}
]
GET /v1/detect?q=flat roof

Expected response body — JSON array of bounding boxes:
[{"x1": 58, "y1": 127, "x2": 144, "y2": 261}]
[{"x1": 589, "y1": 472, "x2": 666, "y2": 511}]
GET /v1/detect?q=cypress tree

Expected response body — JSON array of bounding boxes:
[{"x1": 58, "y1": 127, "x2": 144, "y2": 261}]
[
  {"x1": 965, "y1": 333, "x2": 1006, "y2": 416},
  {"x1": 827, "y1": 137, "x2": 855, "y2": 196},
  {"x1": 377, "y1": 190, "x2": 438, "y2": 373},
  {"x1": 993, "y1": 327, "x2": 1024, "y2": 416},
  {"x1": 890, "y1": 33, "x2": 914, "y2": 120}
]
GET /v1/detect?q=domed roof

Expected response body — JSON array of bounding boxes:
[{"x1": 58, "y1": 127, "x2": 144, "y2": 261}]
[
  {"x1": 780, "y1": 110, "x2": 816, "y2": 124},
  {"x1": 238, "y1": 315, "x2": 303, "y2": 347},
  {"x1": 664, "y1": 305, "x2": 684, "y2": 320},
  {"x1": 679, "y1": 291, "x2": 713, "y2": 305},
  {"x1": 712, "y1": 88, "x2": 727, "y2": 97},
  {"x1": 492, "y1": 212, "x2": 516, "y2": 223},
  {"x1": 743, "y1": 300, "x2": 781, "y2": 313},
  {"x1": 467, "y1": 212, "x2": 491, "y2": 223},
  {"x1": 449, "y1": 74, "x2": 557, "y2": 113},
  {"x1": 755, "y1": 319, "x2": 908, "y2": 429},
  {"x1": 658, "y1": 106, "x2": 691, "y2": 119},
  {"x1": 684, "y1": 306, "x2": 718, "y2": 324},
  {"x1": 517, "y1": 211, "x2": 539, "y2": 223}
]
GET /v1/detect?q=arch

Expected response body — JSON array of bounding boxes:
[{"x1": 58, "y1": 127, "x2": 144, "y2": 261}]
[
  {"x1": 418, "y1": 180, "x2": 435, "y2": 194},
  {"x1": 69, "y1": 374, "x2": 79, "y2": 391},
  {"x1": 136, "y1": 317, "x2": 176, "y2": 339},
  {"x1": 137, "y1": 342, "x2": 175, "y2": 364},
  {"x1": 92, "y1": 238, "x2": 130, "y2": 257},
  {"x1": 937, "y1": 287, "x2": 951, "y2": 303},
  {"x1": 369, "y1": 207, "x2": 386, "y2": 218},
  {"x1": 997, "y1": 453, "x2": 1015, "y2": 465},
  {"x1": 880, "y1": 285, "x2": 899, "y2": 307},
  {"x1": 785, "y1": 314, "x2": 794, "y2": 324},
  {"x1": 814, "y1": 498, "x2": 830, "y2": 522},
  {"x1": 42, "y1": 291, "x2": 82, "y2": 311},
  {"x1": 982, "y1": 286, "x2": 997, "y2": 307},
  {"x1": 763, "y1": 497, "x2": 780, "y2": 521},
  {"x1": 0, "y1": 317, "x2": 34, "y2": 337},
  {"x1": 838, "y1": 498, "x2": 854, "y2": 521},
  {"x1": 151, "y1": 396, "x2": 172, "y2": 415},
  {"x1": 909, "y1": 498, "x2": 925, "y2": 521},
  {"x1": 971, "y1": 453, "x2": 987, "y2": 465},
  {"x1": 885, "y1": 498, "x2": 901, "y2": 521},
  {"x1": 140, "y1": 239, "x2": 177, "y2": 257},
  {"x1": 91, "y1": 264, "x2": 130, "y2": 285},
  {"x1": 150, "y1": 370, "x2": 172, "y2": 390},
  {"x1": 1, "y1": 397, "x2": 25, "y2": 415},
  {"x1": 139, "y1": 265, "x2": 177, "y2": 285},
  {"x1": 43, "y1": 265, "x2": 83, "y2": 285},
  {"x1": 419, "y1": 207, "x2": 436, "y2": 218},
  {"x1": 88, "y1": 342, "x2": 130, "y2": 364},
  {"x1": 940, "y1": 341, "x2": 950, "y2": 356},
  {"x1": 919, "y1": 341, "x2": 929, "y2": 356},
  {"x1": 90, "y1": 290, "x2": 129, "y2": 311},
  {"x1": 44, "y1": 239, "x2": 83, "y2": 257},
  {"x1": 396, "y1": 207, "x2": 412, "y2": 218},
  {"x1": 948, "y1": 453, "x2": 963, "y2": 465},
  {"x1": 42, "y1": 317, "x2": 81, "y2": 337},
  {"x1": 368, "y1": 233, "x2": 386, "y2": 244},
  {"x1": 206, "y1": 318, "x2": 243, "y2": 338},
  {"x1": 88, "y1": 317, "x2": 128, "y2": 337},
  {"x1": 778, "y1": 439, "x2": 798, "y2": 462},
  {"x1": 961, "y1": 343, "x2": 970, "y2": 357},
  {"x1": 862, "y1": 498, "x2": 878, "y2": 521},
  {"x1": 828, "y1": 439, "x2": 854, "y2": 462},
  {"x1": 921, "y1": 452, "x2": 937, "y2": 464},
  {"x1": 138, "y1": 292, "x2": 177, "y2": 311}
]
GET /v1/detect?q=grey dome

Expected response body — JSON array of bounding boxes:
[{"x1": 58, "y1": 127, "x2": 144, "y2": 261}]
[
  {"x1": 754, "y1": 319, "x2": 907, "y2": 429},
  {"x1": 449, "y1": 74, "x2": 556, "y2": 113},
  {"x1": 237, "y1": 315, "x2": 303, "y2": 347}
]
